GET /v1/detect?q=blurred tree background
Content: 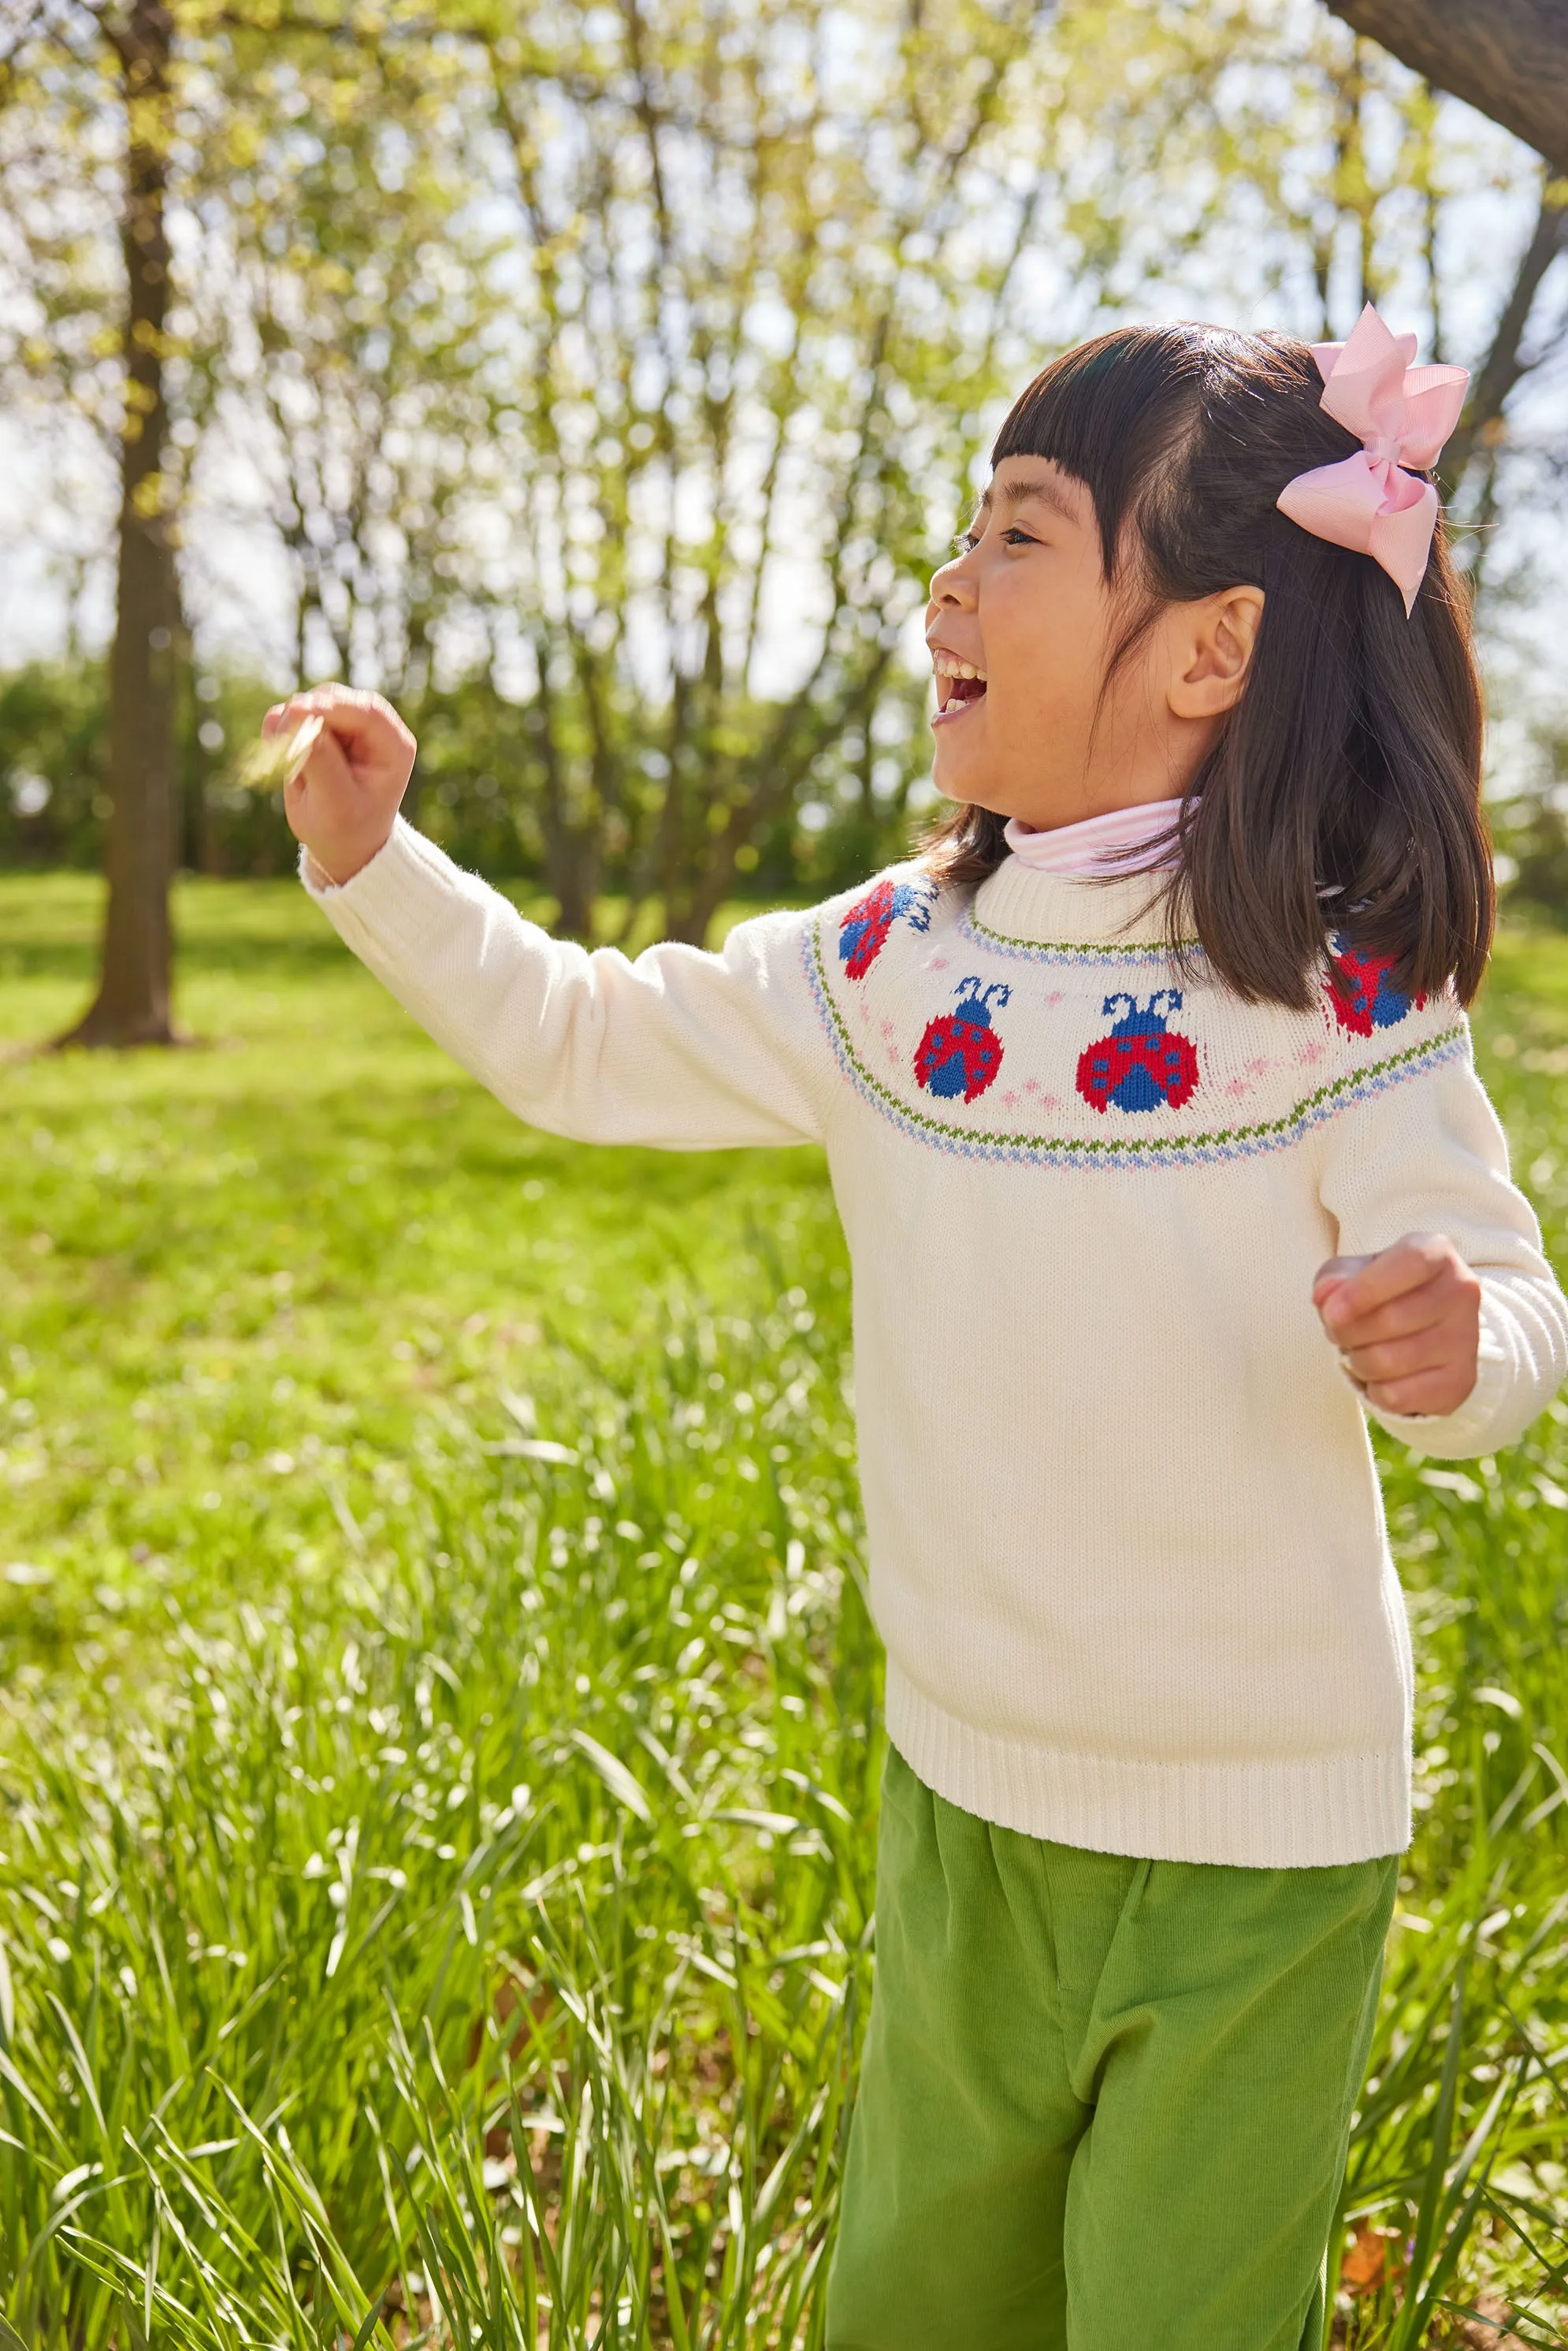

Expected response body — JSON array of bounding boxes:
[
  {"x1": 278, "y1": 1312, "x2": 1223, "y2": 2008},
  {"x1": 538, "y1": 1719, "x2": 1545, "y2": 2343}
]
[{"x1": 2, "y1": 0, "x2": 1566, "y2": 972}]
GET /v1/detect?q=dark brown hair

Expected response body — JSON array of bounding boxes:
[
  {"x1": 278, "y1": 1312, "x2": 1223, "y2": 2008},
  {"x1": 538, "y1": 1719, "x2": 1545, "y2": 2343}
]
[{"x1": 923, "y1": 323, "x2": 1492, "y2": 1008}]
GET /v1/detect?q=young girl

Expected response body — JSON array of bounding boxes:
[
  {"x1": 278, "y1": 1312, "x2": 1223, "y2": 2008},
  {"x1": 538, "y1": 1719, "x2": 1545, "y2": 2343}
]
[{"x1": 272, "y1": 308, "x2": 1567, "y2": 2349}]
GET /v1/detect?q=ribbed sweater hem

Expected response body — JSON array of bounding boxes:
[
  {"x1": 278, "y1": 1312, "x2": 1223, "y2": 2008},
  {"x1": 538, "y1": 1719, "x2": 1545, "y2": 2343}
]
[{"x1": 884, "y1": 1665, "x2": 1411, "y2": 1869}]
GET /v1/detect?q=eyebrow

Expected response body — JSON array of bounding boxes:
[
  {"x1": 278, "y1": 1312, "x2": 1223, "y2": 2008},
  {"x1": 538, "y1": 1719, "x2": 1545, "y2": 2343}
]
[{"x1": 974, "y1": 472, "x2": 1082, "y2": 529}]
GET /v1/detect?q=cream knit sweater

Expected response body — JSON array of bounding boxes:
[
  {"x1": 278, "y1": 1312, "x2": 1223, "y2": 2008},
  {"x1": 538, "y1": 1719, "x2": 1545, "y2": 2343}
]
[{"x1": 305, "y1": 820, "x2": 1568, "y2": 1868}]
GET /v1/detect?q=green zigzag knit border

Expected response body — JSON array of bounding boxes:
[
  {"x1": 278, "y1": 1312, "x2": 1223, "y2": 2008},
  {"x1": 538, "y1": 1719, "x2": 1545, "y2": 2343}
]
[{"x1": 960, "y1": 902, "x2": 1203, "y2": 962}]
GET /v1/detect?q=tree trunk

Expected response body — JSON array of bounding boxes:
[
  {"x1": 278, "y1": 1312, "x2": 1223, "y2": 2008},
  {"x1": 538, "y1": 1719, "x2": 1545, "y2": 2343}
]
[
  {"x1": 1326, "y1": 0, "x2": 1568, "y2": 173},
  {"x1": 58, "y1": 0, "x2": 183, "y2": 1048},
  {"x1": 529, "y1": 648, "x2": 600, "y2": 939}
]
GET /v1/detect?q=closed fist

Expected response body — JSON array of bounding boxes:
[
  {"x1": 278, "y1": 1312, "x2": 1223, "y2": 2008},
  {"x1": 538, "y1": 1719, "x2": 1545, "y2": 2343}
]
[
  {"x1": 266, "y1": 684, "x2": 418, "y2": 886},
  {"x1": 1313, "y1": 1233, "x2": 1481, "y2": 1419}
]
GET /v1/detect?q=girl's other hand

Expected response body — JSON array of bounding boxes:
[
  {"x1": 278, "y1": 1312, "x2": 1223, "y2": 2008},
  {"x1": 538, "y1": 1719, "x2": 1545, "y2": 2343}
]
[
  {"x1": 266, "y1": 684, "x2": 418, "y2": 886},
  {"x1": 1313, "y1": 1235, "x2": 1482, "y2": 1418}
]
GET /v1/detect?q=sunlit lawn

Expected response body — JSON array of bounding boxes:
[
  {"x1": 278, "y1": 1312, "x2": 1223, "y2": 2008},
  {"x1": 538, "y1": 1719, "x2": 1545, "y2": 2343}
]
[
  {"x1": 2, "y1": 869, "x2": 1567, "y2": 2347},
  {"x1": 0, "y1": 875, "x2": 844, "y2": 1665}
]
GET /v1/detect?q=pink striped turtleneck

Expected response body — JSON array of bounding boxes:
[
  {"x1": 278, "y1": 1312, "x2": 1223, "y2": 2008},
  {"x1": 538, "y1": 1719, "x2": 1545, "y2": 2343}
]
[{"x1": 1004, "y1": 797, "x2": 1184, "y2": 877}]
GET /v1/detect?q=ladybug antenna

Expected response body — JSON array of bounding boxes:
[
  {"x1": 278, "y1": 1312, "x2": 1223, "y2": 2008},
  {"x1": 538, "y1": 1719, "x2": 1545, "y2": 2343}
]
[
  {"x1": 1102, "y1": 991, "x2": 1136, "y2": 1021},
  {"x1": 1148, "y1": 988, "x2": 1183, "y2": 1017},
  {"x1": 954, "y1": 976, "x2": 1011, "y2": 1014}
]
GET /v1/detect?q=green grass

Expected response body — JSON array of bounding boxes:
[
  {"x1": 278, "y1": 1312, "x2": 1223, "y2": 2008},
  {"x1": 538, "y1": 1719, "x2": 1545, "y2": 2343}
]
[{"x1": 1, "y1": 870, "x2": 1566, "y2": 2347}]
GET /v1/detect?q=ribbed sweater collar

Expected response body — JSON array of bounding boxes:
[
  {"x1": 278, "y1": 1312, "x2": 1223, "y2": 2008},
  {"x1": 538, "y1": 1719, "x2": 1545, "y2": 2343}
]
[{"x1": 972, "y1": 853, "x2": 1188, "y2": 951}]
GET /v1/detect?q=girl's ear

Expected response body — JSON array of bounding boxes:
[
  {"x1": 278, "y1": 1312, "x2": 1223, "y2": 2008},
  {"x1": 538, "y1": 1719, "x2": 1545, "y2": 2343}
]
[{"x1": 1167, "y1": 586, "x2": 1265, "y2": 720}]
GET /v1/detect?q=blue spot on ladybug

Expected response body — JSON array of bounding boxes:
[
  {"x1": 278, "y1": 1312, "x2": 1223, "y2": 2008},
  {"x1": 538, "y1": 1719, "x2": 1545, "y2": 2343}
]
[
  {"x1": 838, "y1": 878, "x2": 931, "y2": 979},
  {"x1": 1325, "y1": 934, "x2": 1423, "y2": 1036},
  {"x1": 1076, "y1": 990, "x2": 1200, "y2": 1115},
  {"x1": 914, "y1": 977, "x2": 1011, "y2": 1103}
]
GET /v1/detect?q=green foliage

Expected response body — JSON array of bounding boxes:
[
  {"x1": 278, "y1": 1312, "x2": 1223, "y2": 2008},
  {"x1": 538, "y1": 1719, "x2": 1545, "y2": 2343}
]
[
  {"x1": 0, "y1": 663, "x2": 327, "y2": 884},
  {"x1": 0, "y1": 662, "x2": 921, "y2": 897},
  {"x1": 6, "y1": 0, "x2": 1565, "y2": 962},
  {"x1": 1493, "y1": 735, "x2": 1568, "y2": 932},
  {"x1": 0, "y1": 664, "x2": 109, "y2": 869},
  {"x1": 16, "y1": 0, "x2": 1561, "y2": 961},
  {"x1": 2, "y1": 890, "x2": 1568, "y2": 2345}
]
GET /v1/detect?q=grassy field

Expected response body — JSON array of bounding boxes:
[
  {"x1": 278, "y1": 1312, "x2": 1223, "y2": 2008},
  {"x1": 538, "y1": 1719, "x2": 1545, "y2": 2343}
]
[{"x1": 2, "y1": 869, "x2": 1567, "y2": 2348}]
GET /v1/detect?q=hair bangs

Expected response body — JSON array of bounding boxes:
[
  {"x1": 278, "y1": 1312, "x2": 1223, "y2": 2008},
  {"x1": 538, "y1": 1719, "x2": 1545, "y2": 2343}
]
[{"x1": 990, "y1": 326, "x2": 1215, "y2": 580}]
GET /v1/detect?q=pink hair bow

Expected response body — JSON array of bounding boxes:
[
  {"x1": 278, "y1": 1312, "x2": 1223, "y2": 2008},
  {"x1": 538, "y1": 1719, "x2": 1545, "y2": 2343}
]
[{"x1": 1276, "y1": 303, "x2": 1469, "y2": 616}]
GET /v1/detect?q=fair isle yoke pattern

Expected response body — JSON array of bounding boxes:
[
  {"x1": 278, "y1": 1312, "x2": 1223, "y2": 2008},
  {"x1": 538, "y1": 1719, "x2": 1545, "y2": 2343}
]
[{"x1": 806, "y1": 868, "x2": 1470, "y2": 1170}]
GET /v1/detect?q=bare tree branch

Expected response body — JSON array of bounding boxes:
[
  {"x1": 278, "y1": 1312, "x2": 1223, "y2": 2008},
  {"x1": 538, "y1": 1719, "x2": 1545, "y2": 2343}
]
[
  {"x1": 1326, "y1": 0, "x2": 1568, "y2": 173},
  {"x1": 1440, "y1": 180, "x2": 1568, "y2": 501}
]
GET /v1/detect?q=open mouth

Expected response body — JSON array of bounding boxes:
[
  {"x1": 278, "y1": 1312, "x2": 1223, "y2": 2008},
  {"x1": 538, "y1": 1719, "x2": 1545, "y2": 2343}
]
[{"x1": 932, "y1": 660, "x2": 987, "y2": 725}]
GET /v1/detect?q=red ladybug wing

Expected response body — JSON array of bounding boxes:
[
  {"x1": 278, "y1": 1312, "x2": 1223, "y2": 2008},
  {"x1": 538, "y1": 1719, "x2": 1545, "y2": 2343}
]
[
  {"x1": 1154, "y1": 1032, "x2": 1200, "y2": 1108},
  {"x1": 914, "y1": 1014, "x2": 961, "y2": 1088},
  {"x1": 1326, "y1": 975, "x2": 1374, "y2": 1036},
  {"x1": 842, "y1": 911, "x2": 892, "y2": 980},
  {"x1": 1076, "y1": 1039, "x2": 1125, "y2": 1112},
  {"x1": 839, "y1": 880, "x2": 897, "y2": 978},
  {"x1": 961, "y1": 1029, "x2": 1004, "y2": 1102},
  {"x1": 1325, "y1": 948, "x2": 1380, "y2": 1036}
]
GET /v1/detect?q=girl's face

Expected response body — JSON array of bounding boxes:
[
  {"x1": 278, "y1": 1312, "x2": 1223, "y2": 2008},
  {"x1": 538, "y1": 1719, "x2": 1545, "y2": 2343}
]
[{"x1": 924, "y1": 456, "x2": 1261, "y2": 829}]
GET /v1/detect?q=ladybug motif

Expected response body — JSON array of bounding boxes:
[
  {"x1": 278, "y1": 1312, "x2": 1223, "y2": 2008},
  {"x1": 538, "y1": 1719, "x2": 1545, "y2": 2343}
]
[
  {"x1": 838, "y1": 878, "x2": 932, "y2": 979},
  {"x1": 1076, "y1": 989, "x2": 1200, "y2": 1115},
  {"x1": 914, "y1": 977, "x2": 1011, "y2": 1103},
  {"x1": 1324, "y1": 934, "x2": 1422, "y2": 1036}
]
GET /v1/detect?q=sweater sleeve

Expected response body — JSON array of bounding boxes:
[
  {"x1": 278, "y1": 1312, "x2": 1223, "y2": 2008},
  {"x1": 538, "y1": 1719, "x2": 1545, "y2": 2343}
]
[
  {"x1": 301, "y1": 817, "x2": 835, "y2": 1149},
  {"x1": 1317, "y1": 1022, "x2": 1568, "y2": 1459}
]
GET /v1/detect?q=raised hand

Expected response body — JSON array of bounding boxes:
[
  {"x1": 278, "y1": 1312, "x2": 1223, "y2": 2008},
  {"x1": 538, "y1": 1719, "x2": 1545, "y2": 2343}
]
[
  {"x1": 1313, "y1": 1233, "x2": 1482, "y2": 1419},
  {"x1": 266, "y1": 684, "x2": 418, "y2": 886}
]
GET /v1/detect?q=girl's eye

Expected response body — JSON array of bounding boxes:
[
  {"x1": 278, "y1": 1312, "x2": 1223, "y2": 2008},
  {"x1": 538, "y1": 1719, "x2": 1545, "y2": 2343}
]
[{"x1": 949, "y1": 522, "x2": 1039, "y2": 555}]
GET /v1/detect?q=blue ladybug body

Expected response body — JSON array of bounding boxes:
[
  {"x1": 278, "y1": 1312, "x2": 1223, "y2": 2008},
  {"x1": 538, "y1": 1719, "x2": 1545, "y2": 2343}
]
[
  {"x1": 915, "y1": 978, "x2": 1011, "y2": 1103},
  {"x1": 1076, "y1": 990, "x2": 1199, "y2": 1115}
]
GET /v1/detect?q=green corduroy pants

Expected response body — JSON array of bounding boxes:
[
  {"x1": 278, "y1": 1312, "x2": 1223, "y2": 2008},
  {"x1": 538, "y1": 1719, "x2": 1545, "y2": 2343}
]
[{"x1": 826, "y1": 1747, "x2": 1398, "y2": 2351}]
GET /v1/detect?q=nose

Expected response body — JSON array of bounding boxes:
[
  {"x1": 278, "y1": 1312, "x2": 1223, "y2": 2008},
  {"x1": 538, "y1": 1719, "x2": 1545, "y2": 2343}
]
[{"x1": 928, "y1": 547, "x2": 978, "y2": 612}]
